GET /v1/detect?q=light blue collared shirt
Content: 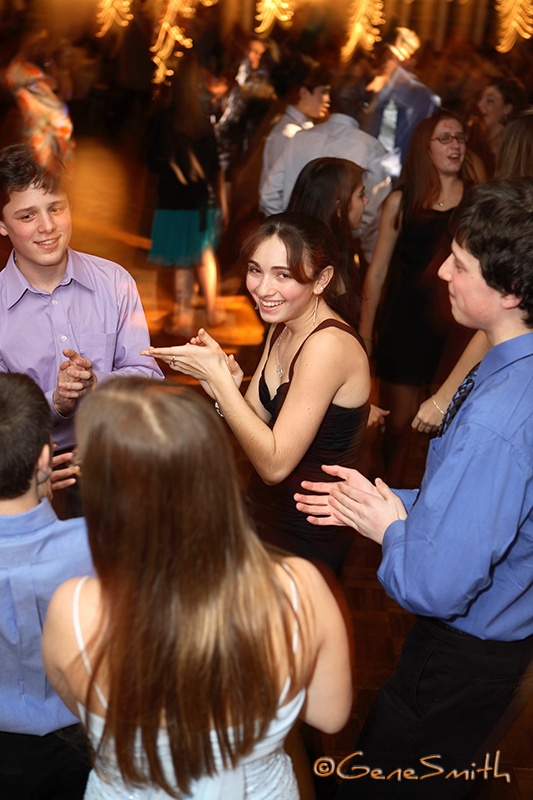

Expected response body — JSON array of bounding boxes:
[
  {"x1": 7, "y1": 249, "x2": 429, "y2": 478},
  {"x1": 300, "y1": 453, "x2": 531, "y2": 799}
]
[
  {"x1": 0, "y1": 499, "x2": 93, "y2": 734},
  {"x1": 0, "y1": 249, "x2": 163, "y2": 448},
  {"x1": 380, "y1": 332, "x2": 533, "y2": 641}
]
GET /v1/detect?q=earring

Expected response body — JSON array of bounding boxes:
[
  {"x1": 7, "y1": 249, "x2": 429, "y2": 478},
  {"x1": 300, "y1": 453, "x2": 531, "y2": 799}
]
[{"x1": 313, "y1": 294, "x2": 319, "y2": 326}]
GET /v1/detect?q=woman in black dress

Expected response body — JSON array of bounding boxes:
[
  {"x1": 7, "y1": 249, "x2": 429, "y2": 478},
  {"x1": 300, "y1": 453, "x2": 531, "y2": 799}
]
[
  {"x1": 359, "y1": 109, "x2": 473, "y2": 486},
  {"x1": 145, "y1": 213, "x2": 370, "y2": 576}
]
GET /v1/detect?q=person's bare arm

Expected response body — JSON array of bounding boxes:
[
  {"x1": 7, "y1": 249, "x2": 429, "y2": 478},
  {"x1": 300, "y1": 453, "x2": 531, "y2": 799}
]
[
  {"x1": 283, "y1": 558, "x2": 352, "y2": 733},
  {"x1": 412, "y1": 331, "x2": 490, "y2": 433},
  {"x1": 358, "y1": 191, "x2": 402, "y2": 354},
  {"x1": 146, "y1": 327, "x2": 369, "y2": 485}
]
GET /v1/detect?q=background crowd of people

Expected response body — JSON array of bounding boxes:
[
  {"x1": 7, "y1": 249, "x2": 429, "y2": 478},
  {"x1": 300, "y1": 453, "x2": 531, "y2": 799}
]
[{"x1": 1, "y1": 6, "x2": 533, "y2": 800}]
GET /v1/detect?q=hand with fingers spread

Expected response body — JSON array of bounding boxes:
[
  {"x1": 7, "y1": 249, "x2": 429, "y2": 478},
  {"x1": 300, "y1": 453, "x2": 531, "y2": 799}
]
[
  {"x1": 53, "y1": 349, "x2": 97, "y2": 415},
  {"x1": 294, "y1": 464, "x2": 379, "y2": 526},
  {"x1": 295, "y1": 465, "x2": 406, "y2": 544}
]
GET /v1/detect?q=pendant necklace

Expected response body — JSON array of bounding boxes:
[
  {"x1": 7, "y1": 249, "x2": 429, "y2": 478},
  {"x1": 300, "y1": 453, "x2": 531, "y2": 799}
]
[
  {"x1": 274, "y1": 296, "x2": 320, "y2": 380},
  {"x1": 275, "y1": 327, "x2": 288, "y2": 379}
]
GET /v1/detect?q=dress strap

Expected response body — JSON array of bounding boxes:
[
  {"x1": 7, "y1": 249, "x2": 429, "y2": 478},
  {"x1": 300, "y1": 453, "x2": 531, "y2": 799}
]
[
  {"x1": 281, "y1": 562, "x2": 300, "y2": 654},
  {"x1": 279, "y1": 562, "x2": 301, "y2": 705},
  {"x1": 73, "y1": 576, "x2": 108, "y2": 710},
  {"x1": 288, "y1": 319, "x2": 359, "y2": 382}
]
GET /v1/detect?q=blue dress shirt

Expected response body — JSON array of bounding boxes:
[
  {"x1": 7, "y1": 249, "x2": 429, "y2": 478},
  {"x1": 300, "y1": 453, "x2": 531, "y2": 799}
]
[
  {"x1": 0, "y1": 499, "x2": 93, "y2": 734},
  {"x1": 380, "y1": 332, "x2": 533, "y2": 641},
  {"x1": 363, "y1": 65, "x2": 441, "y2": 163}
]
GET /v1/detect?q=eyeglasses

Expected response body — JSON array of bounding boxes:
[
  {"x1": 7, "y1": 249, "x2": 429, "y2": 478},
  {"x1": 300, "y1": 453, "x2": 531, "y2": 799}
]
[{"x1": 431, "y1": 133, "x2": 468, "y2": 145}]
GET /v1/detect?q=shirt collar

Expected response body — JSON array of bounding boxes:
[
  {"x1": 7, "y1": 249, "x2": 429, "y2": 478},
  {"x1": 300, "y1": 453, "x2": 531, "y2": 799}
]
[
  {"x1": 285, "y1": 105, "x2": 313, "y2": 127},
  {"x1": 327, "y1": 112, "x2": 360, "y2": 129},
  {"x1": 0, "y1": 498, "x2": 58, "y2": 538},
  {"x1": 477, "y1": 330, "x2": 533, "y2": 385},
  {"x1": 4, "y1": 248, "x2": 96, "y2": 309}
]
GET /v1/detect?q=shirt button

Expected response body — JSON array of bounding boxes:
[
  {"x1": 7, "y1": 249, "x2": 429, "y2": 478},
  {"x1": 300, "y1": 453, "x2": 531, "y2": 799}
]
[
  {"x1": 52, "y1": 299, "x2": 58, "y2": 305},
  {"x1": 60, "y1": 335, "x2": 67, "y2": 342}
]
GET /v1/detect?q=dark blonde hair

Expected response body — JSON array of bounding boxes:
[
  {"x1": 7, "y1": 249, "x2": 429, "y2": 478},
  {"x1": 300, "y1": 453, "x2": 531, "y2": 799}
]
[
  {"x1": 76, "y1": 379, "x2": 301, "y2": 797},
  {"x1": 497, "y1": 111, "x2": 533, "y2": 179}
]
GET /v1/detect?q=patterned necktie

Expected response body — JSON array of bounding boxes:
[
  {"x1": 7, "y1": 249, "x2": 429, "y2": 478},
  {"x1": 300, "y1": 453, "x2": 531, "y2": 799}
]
[{"x1": 437, "y1": 362, "x2": 480, "y2": 438}]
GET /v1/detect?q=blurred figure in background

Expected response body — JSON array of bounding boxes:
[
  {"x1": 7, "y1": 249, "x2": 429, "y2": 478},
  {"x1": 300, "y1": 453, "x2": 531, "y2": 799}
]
[
  {"x1": 495, "y1": 107, "x2": 533, "y2": 178},
  {"x1": 3, "y1": 29, "x2": 73, "y2": 169},
  {"x1": 215, "y1": 36, "x2": 277, "y2": 197},
  {"x1": 362, "y1": 27, "x2": 440, "y2": 164},
  {"x1": 260, "y1": 73, "x2": 398, "y2": 266},
  {"x1": 468, "y1": 72, "x2": 528, "y2": 177},
  {"x1": 259, "y1": 55, "x2": 331, "y2": 190},
  {"x1": 148, "y1": 55, "x2": 227, "y2": 336}
]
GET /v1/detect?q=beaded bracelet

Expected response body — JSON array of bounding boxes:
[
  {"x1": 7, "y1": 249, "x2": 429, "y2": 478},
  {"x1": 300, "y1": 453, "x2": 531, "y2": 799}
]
[{"x1": 214, "y1": 401, "x2": 224, "y2": 418}]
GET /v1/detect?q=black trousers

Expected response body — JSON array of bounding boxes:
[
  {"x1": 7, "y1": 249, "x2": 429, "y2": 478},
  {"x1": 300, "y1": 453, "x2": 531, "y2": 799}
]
[
  {"x1": 0, "y1": 725, "x2": 90, "y2": 800},
  {"x1": 336, "y1": 616, "x2": 533, "y2": 800}
]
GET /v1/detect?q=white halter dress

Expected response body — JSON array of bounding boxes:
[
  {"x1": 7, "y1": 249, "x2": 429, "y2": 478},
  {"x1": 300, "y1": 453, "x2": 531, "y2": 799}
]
[{"x1": 72, "y1": 575, "x2": 305, "y2": 800}]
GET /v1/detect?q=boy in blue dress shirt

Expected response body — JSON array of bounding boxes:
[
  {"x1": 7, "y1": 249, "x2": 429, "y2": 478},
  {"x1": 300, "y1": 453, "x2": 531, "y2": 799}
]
[
  {"x1": 296, "y1": 178, "x2": 533, "y2": 798},
  {"x1": 0, "y1": 372, "x2": 93, "y2": 799}
]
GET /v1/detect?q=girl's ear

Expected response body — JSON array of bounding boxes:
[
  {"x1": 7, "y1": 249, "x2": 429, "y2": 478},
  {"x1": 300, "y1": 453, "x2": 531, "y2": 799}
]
[{"x1": 315, "y1": 265, "x2": 334, "y2": 294}]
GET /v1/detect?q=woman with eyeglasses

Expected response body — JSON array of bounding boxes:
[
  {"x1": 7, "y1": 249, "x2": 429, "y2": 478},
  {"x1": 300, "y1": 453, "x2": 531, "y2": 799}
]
[{"x1": 359, "y1": 109, "x2": 474, "y2": 486}]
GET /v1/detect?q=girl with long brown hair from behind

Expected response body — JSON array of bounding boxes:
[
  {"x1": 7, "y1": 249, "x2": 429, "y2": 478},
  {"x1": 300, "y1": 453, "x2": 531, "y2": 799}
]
[{"x1": 42, "y1": 378, "x2": 351, "y2": 800}]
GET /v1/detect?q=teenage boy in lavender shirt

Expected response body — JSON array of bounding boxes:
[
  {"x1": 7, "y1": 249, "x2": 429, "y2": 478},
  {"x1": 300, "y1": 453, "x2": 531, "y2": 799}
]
[{"x1": 0, "y1": 143, "x2": 163, "y2": 456}]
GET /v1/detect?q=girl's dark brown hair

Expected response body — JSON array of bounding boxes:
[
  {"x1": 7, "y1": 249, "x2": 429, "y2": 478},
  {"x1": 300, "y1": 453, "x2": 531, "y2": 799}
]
[
  {"x1": 241, "y1": 211, "x2": 358, "y2": 327},
  {"x1": 288, "y1": 159, "x2": 365, "y2": 325},
  {"x1": 76, "y1": 378, "x2": 302, "y2": 797}
]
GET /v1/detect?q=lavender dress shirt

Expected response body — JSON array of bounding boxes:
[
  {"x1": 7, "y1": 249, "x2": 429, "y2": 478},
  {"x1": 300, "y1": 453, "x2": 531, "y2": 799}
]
[{"x1": 0, "y1": 249, "x2": 163, "y2": 448}]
